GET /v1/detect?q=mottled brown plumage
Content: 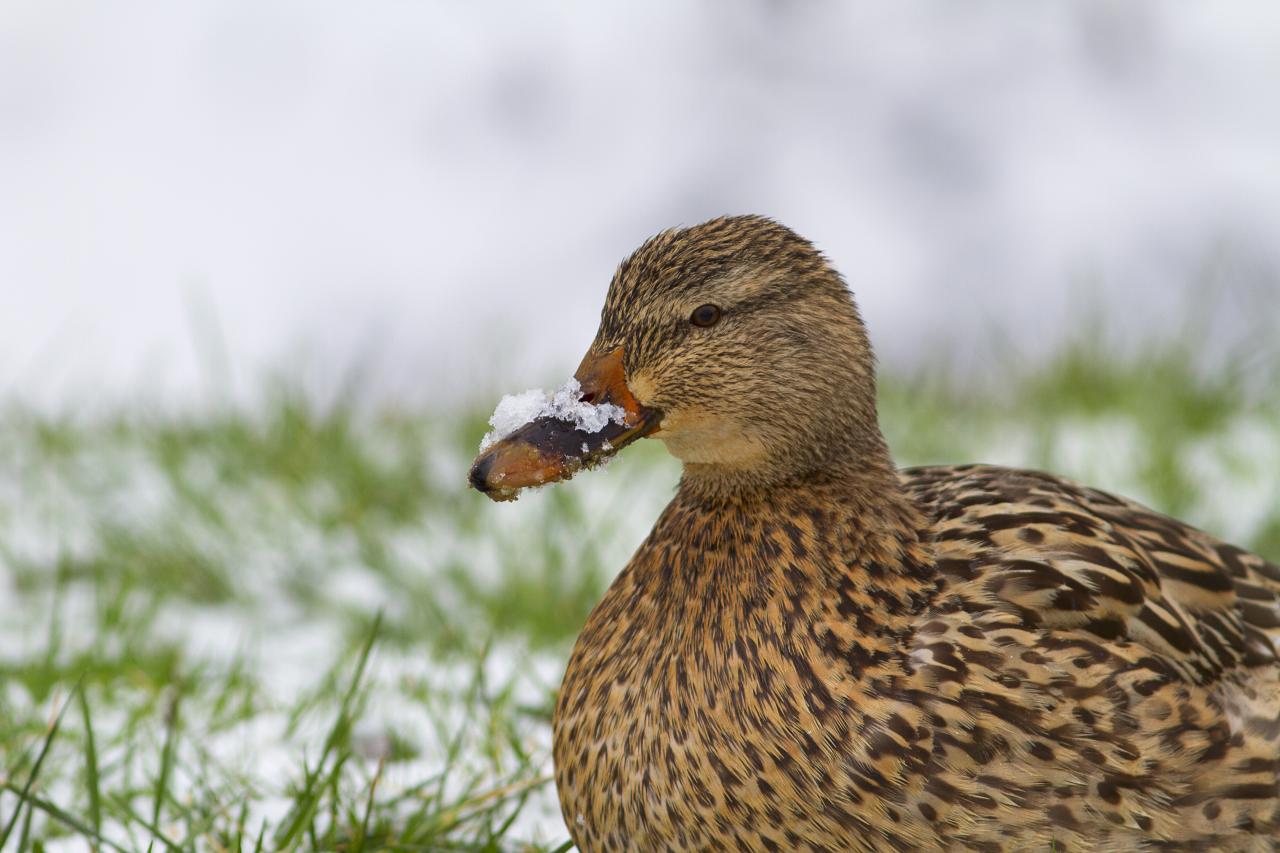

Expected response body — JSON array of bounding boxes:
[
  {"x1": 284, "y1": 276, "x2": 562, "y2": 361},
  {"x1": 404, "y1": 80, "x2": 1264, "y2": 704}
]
[{"x1": 508, "y1": 216, "x2": 1280, "y2": 850}]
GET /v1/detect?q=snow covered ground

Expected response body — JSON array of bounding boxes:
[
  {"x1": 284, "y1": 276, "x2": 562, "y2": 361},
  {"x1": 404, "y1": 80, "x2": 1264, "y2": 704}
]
[{"x1": 1, "y1": 364, "x2": 1277, "y2": 846}]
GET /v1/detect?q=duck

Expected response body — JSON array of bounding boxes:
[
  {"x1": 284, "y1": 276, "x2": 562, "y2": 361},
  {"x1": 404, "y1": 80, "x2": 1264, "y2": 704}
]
[{"x1": 469, "y1": 215, "x2": 1280, "y2": 851}]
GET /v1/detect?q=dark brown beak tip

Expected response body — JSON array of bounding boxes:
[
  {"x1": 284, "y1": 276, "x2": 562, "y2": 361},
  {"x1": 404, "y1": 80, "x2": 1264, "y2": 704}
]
[{"x1": 468, "y1": 454, "x2": 493, "y2": 494}]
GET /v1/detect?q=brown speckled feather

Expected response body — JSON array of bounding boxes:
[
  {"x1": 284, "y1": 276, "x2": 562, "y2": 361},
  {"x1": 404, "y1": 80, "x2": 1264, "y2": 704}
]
[
  {"x1": 901, "y1": 465, "x2": 1280, "y2": 849},
  {"x1": 537, "y1": 217, "x2": 1280, "y2": 851},
  {"x1": 555, "y1": 466, "x2": 1280, "y2": 851}
]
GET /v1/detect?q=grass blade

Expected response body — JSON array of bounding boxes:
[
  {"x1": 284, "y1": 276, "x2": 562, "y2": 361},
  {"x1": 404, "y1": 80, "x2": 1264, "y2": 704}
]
[
  {"x1": 108, "y1": 793, "x2": 184, "y2": 853},
  {"x1": 352, "y1": 757, "x2": 384, "y2": 853},
  {"x1": 0, "y1": 783, "x2": 129, "y2": 853},
  {"x1": 16, "y1": 797, "x2": 33, "y2": 853},
  {"x1": 152, "y1": 689, "x2": 183, "y2": 829},
  {"x1": 0, "y1": 685, "x2": 79, "y2": 847},
  {"x1": 275, "y1": 612, "x2": 382, "y2": 850},
  {"x1": 78, "y1": 686, "x2": 103, "y2": 845}
]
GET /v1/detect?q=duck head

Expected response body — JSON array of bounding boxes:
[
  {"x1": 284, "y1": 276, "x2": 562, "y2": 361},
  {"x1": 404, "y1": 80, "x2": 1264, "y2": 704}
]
[{"x1": 470, "y1": 215, "x2": 886, "y2": 500}]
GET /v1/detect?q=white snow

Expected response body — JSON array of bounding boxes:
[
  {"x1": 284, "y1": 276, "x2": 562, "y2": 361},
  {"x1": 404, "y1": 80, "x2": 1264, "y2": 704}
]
[{"x1": 479, "y1": 378, "x2": 626, "y2": 453}]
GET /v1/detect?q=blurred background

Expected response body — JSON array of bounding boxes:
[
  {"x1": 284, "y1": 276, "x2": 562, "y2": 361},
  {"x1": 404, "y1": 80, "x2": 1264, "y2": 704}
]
[
  {"x1": 1, "y1": 3, "x2": 1279, "y2": 851},
  {"x1": 3, "y1": 1, "x2": 1278, "y2": 409}
]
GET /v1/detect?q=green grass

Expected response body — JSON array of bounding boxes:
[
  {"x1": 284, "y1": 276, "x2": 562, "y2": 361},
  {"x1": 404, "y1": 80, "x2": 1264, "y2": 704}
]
[{"x1": 1, "y1": 334, "x2": 1278, "y2": 850}]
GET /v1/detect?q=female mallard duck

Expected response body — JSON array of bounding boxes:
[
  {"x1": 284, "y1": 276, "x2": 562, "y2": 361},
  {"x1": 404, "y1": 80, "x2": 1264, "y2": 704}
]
[{"x1": 470, "y1": 216, "x2": 1280, "y2": 851}]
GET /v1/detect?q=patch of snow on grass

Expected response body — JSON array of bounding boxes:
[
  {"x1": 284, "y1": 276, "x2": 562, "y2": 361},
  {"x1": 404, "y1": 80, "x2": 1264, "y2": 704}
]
[{"x1": 1185, "y1": 417, "x2": 1280, "y2": 546}]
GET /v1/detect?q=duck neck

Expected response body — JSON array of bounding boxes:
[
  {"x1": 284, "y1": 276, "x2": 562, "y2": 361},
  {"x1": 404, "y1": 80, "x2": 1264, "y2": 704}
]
[
  {"x1": 679, "y1": 423, "x2": 905, "y2": 517},
  {"x1": 665, "y1": 432, "x2": 941, "y2": 638}
]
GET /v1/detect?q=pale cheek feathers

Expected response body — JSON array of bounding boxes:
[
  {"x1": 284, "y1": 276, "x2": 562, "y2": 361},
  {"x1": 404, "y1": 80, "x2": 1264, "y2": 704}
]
[
  {"x1": 655, "y1": 409, "x2": 769, "y2": 468},
  {"x1": 627, "y1": 370, "x2": 659, "y2": 409},
  {"x1": 628, "y1": 369, "x2": 770, "y2": 467}
]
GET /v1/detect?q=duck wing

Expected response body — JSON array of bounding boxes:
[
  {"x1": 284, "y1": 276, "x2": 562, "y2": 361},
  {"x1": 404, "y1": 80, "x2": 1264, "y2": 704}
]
[
  {"x1": 899, "y1": 463, "x2": 1280, "y2": 845},
  {"x1": 904, "y1": 464, "x2": 1280, "y2": 680}
]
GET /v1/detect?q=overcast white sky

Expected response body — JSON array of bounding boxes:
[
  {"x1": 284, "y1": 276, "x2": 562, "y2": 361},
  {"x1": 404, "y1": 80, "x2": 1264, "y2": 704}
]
[{"x1": 2, "y1": 1, "x2": 1278, "y2": 410}]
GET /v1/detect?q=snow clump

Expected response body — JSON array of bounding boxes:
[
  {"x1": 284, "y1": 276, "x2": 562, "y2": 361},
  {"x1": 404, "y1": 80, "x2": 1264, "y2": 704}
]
[{"x1": 479, "y1": 378, "x2": 626, "y2": 452}]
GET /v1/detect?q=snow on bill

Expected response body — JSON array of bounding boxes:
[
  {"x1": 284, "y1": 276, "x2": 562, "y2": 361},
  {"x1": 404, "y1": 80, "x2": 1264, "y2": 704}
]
[{"x1": 479, "y1": 378, "x2": 626, "y2": 452}]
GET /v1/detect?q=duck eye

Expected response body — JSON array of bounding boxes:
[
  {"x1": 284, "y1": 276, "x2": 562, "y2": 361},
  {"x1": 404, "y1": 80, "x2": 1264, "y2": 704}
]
[{"x1": 690, "y1": 304, "x2": 721, "y2": 328}]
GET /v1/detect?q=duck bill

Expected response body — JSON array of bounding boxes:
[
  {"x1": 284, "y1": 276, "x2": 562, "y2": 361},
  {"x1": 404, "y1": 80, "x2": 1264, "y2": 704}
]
[{"x1": 469, "y1": 347, "x2": 661, "y2": 501}]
